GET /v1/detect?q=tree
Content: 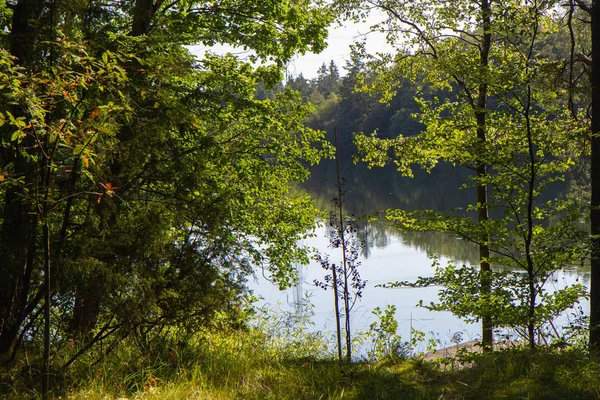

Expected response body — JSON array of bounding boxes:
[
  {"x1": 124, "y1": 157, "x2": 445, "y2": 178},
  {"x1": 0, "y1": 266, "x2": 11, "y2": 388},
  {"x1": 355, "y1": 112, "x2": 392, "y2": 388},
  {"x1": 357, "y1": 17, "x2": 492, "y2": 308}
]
[
  {"x1": 383, "y1": 31, "x2": 588, "y2": 346},
  {"x1": 0, "y1": 0, "x2": 332, "y2": 373},
  {"x1": 590, "y1": 0, "x2": 600, "y2": 353},
  {"x1": 314, "y1": 131, "x2": 366, "y2": 363},
  {"x1": 287, "y1": 73, "x2": 314, "y2": 102},
  {"x1": 316, "y1": 60, "x2": 341, "y2": 97},
  {"x1": 337, "y1": 0, "x2": 498, "y2": 349},
  {"x1": 342, "y1": 0, "x2": 588, "y2": 348},
  {"x1": 573, "y1": 0, "x2": 600, "y2": 353}
]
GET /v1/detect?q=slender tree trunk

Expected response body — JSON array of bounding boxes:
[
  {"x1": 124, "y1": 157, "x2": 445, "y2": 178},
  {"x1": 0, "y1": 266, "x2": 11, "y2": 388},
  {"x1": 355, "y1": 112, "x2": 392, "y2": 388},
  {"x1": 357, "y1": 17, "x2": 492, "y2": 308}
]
[
  {"x1": 525, "y1": 82, "x2": 537, "y2": 351},
  {"x1": 0, "y1": 0, "x2": 44, "y2": 358},
  {"x1": 42, "y1": 223, "x2": 50, "y2": 400},
  {"x1": 331, "y1": 264, "x2": 343, "y2": 364},
  {"x1": 477, "y1": 0, "x2": 493, "y2": 351},
  {"x1": 589, "y1": 0, "x2": 600, "y2": 352},
  {"x1": 334, "y1": 129, "x2": 352, "y2": 362},
  {"x1": 527, "y1": 279, "x2": 536, "y2": 349}
]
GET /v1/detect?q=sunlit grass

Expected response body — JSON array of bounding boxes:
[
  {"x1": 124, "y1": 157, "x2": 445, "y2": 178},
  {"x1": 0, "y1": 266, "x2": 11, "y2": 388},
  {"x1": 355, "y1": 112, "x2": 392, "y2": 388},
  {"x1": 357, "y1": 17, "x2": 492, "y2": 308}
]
[{"x1": 3, "y1": 310, "x2": 600, "y2": 399}]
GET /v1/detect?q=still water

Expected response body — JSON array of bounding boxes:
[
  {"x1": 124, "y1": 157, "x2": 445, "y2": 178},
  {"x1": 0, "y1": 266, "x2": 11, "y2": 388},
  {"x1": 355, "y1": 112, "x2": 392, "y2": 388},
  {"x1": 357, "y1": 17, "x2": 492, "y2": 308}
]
[
  {"x1": 250, "y1": 223, "x2": 589, "y2": 351},
  {"x1": 250, "y1": 162, "x2": 590, "y2": 351}
]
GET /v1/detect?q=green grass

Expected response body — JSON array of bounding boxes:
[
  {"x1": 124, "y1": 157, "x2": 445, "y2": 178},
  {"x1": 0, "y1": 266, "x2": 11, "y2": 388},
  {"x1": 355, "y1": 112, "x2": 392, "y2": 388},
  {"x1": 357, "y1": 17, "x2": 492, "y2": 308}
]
[{"x1": 3, "y1": 327, "x2": 600, "y2": 399}]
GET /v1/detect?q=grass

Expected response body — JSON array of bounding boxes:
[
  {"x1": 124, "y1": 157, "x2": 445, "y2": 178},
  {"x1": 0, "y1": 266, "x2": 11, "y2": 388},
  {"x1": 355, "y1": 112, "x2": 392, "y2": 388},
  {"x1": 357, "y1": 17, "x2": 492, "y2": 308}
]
[
  {"x1": 60, "y1": 349, "x2": 600, "y2": 399},
  {"x1": 3, "y1": 315, "x2": 600, "y2": 399}
]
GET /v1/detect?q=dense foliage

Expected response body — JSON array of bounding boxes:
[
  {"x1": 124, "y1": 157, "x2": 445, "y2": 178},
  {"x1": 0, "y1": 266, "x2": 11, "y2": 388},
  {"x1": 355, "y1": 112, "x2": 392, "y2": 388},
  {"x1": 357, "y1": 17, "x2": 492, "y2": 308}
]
[{"x1": 0, "y1": 0, "x2": 333, "y2": 379}]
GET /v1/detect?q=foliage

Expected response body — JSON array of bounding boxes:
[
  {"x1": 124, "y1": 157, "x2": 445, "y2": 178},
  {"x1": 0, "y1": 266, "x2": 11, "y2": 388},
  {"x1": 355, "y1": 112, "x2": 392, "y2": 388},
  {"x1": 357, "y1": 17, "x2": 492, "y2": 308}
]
[
  {"x1": 335, "y1": 0, "x2": 590, "y2": 348},
  {"x1": 314, "y1": 209, "x2": 367, "y2": 306},
  {"x1": 252, "y1": 298, "x2": 331, "y2": 360},
  {"x1": 367, "y1": 305, "x2": 410, "y2": 362},
  {"x1": 0, "y1": 1, "x2": 334, "y2": 389}
]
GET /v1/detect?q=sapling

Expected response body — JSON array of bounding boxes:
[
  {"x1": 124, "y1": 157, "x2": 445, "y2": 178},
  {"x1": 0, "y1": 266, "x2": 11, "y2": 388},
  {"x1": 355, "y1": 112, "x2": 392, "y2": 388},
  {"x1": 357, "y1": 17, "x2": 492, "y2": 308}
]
[{"x1": 314, "y1": 130, "x2": 366, "y2": 362}]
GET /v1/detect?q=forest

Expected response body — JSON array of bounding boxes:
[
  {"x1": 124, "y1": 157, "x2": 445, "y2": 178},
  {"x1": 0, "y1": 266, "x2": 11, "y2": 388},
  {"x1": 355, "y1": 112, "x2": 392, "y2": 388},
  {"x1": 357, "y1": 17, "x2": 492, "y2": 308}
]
[{"x1": 2, "y1": 0, "x2": 600, "y2": 399}]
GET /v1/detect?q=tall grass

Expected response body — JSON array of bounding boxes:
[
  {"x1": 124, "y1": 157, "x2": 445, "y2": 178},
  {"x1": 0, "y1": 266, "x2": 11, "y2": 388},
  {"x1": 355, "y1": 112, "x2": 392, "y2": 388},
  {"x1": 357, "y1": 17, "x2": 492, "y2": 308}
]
[{"x1": 3, "y1": 306, "x2": 600, "y2": 399}]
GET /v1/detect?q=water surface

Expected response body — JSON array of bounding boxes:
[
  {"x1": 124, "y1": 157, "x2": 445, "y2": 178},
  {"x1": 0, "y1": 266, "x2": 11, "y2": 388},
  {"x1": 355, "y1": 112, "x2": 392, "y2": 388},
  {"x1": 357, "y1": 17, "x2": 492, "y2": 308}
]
[{"x1": 251, "y1": 162, "x2": 589, "y2": 351}]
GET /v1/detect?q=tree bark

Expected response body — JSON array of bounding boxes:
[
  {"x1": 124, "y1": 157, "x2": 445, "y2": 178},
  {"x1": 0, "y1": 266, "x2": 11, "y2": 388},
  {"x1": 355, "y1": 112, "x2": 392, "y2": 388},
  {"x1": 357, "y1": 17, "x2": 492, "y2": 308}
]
[
  {"x1": 131, "y1": 0, "x2": 156, "y2": 37},
  {"x1": 0, "y1": 0, "x2": 45, "y2": 357},
  {"x1": 589, "y1": 0, "x2": 600, "y2": 352},
  {"x1": 477, "y1": 0, "x2": 493, "y2": 351},
  {"x1": 9, "y1": 0, "x2": 45, "y2": 66}
]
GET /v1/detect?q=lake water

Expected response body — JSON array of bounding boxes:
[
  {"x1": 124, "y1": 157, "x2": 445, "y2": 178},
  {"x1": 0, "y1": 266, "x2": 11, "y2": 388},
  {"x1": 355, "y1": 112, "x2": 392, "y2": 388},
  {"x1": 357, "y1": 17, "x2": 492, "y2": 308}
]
[
  {"x1": 250, "y1": 163, "x2": 590, "y2": 352},
  {"x1": 250, "y1": 223, "x2": 590, "y2": 352}
]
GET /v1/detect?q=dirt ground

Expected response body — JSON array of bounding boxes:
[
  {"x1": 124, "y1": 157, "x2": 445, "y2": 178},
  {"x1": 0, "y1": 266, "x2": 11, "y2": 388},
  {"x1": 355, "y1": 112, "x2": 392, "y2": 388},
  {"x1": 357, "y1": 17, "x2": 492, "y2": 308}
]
[{"x1": 423, "y1": 340, "x2": 519, "y2": 361}]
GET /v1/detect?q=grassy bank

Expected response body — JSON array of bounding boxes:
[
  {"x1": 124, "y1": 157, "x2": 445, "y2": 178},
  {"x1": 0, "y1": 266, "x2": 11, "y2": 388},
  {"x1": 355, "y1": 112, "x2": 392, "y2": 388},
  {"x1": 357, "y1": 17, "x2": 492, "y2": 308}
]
[{"x1": 2, "y1": 322, "x2": 600, "y2": 399}]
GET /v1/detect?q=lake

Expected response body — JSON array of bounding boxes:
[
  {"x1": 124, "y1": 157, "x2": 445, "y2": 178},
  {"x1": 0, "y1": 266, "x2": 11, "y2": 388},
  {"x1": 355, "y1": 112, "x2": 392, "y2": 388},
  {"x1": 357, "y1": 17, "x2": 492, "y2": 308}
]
[
  {"x1": 250, "y1": 162, "x2": 590, "y2": 352},
  {"x1": 250, "y1": 223, "x2": 590, "y2": 353}
]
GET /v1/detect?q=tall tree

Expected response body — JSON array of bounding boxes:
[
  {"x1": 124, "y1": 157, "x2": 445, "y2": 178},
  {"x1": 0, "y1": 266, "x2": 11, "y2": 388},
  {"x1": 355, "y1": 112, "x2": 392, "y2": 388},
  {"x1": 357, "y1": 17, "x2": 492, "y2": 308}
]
[
  {"x1": 0, "y1": 0, "x2": 331, "y2": 364},
  {"x1": 342, "y1": 0, "x2": 588, "y2": 349},
  {"x1": 571, "y1": 0, "x2": 600, "y2": 352},
  {"x1": 591, "y1": 0, "x2": 600, "y2": 353},
  {"x1": 316, "y1": 60, "x2": 341, "y2": 97},
  {"x1": 337, "y1": 0, "x2": 498, "y2": 348}
]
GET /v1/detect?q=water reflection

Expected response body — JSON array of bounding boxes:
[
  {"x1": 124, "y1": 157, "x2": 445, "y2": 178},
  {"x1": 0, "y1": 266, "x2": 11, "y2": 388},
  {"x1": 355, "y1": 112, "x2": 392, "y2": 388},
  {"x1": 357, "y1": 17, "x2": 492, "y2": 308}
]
[
  {"x1": 305, "y1": 159, "x2": 474, "y2": 215},
  {"x1": 312, "y1": 195, "x2": 480, "y2": 265},
  {"x1": 252, "y1": 224, "x2": 478, "y2": 353},
  {"x1": 251, "y1": 161, "x2": 589, "y2": 352}
]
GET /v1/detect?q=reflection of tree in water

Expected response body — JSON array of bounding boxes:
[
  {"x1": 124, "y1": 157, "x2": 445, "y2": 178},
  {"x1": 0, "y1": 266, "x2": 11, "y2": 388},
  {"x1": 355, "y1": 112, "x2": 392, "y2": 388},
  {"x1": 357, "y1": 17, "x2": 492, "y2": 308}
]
[
  {"x1": 357, "y1": 220, "x2": 478, "y2": 264},
  {"x1": 305, "y1": 156, "x2": 473, "y2": 215},
  {"x1": 399, "y1": 230, "x2": 479, "y2": 265},
  {"x1": 312, "y1": 200, "x2": 478, "y2": 264},
  {"x1": 306, "y1": 161, "x2": 479, "y2": 263},
  {"x1": 355, "y1": 221, "x2": 390, "y2": 259},
  {"x1": 306, "y1": 157, "x2": 572, "y2": 268},
  {"x1": 562, "y1": 269, "x2": 590, "y2": 285}
]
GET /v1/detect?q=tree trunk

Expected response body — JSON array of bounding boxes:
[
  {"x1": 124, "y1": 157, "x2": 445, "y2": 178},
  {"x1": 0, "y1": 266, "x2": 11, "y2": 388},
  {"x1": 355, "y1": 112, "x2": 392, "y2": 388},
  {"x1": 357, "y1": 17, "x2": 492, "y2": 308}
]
[
  {"x1": 0, "y1": 0, "x2": 45, "y2": 358},
  {"x1": 589, "y1": 1, "x2": 600, "y2": 352},
  {"x1": 477, "y1": 0, "x2": 493, "y2": 351},
  {"x1": 528, "y1": 279, "x2": 536, "y2": 350},
  {"x1": 69, "y1": 288, "x2": 102, "y2": 343},
  {"x1": 42, "y1": 223, "x2": 50, "y2": 400},
  {"x1": 9, "y1": 0, "x2": 45, "y2": 66},
  {"x1": 0, "y1": 190, "x2": 37, "y2": 355},
  {"x1": 131, "y1": 0, "x2": 155, "y2": 37}
]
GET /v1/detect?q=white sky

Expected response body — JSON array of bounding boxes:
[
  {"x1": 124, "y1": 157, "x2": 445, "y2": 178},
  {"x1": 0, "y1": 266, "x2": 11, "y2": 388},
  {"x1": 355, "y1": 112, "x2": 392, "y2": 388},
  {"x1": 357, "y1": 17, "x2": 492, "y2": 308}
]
[
  {"x1": 286, "y1": 16, "x2": 390, "y2": 79},
  {"x1": 188, "y1": 13, "x2": 390, "y2": 80}
]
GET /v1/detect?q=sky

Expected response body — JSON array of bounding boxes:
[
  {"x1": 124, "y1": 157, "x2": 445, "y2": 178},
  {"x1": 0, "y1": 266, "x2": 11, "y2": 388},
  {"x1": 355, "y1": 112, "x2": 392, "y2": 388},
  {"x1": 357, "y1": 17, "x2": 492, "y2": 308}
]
[
  {"x1": 285, "y1": 16, "x2": 390, "y2": 79},
  {"x1": 188, "y1": 13, "x2": 390, "y2": 80}
]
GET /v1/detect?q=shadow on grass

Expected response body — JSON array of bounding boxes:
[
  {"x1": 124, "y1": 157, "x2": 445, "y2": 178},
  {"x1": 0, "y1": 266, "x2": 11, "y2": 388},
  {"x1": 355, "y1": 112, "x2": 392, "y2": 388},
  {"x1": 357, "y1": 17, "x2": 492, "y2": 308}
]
[
  {"x1": 350, "y1": 361, "x2": 440, "y2": 400},
  {"x1": 5, "y1": 346, "x2": 600, "y2": 399},
  {"x1": 277, "y1": 357, "x2": 444, "y2": 400},
  {"x1": 446, "y1": 348, "x2": 600, "y2": 400},
  {"x1": 280, "y1": 349, "x2": 600, "y2": 400}
]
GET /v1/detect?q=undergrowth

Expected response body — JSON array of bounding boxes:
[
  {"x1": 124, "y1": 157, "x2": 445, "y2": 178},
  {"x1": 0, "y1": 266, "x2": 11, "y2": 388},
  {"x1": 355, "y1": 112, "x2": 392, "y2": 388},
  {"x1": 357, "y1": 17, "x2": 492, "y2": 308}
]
[{"x1": 3, "y1": 308, "x2": 600, "y2": 399}]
